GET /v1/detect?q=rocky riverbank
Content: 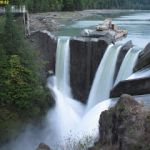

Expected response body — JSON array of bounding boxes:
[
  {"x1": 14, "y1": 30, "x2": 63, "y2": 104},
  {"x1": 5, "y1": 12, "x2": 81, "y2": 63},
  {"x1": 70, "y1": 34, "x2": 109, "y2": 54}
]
[{"x1": 29, "y1": 10, "x2": 137, "y2": 32}]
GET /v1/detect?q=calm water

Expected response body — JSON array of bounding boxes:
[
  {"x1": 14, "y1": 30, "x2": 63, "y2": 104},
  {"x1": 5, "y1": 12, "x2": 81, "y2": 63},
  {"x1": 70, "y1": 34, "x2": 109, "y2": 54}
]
[{"x1": 54, "y1": 11, "x2": 150, "y2": 48}]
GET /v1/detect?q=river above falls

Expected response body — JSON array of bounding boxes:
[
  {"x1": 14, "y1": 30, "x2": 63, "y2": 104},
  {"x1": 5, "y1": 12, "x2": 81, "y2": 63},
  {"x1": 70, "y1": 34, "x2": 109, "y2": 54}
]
[{"x1": 54, "y1": 10, "x2": 150, "y2": 47}]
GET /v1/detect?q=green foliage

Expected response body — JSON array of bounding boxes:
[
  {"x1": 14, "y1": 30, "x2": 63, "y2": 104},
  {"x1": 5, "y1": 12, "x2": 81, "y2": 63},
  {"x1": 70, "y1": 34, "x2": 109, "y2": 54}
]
[
  {"x1": 9, "y1": 0, "x2": 150, "y2": 12},
  {"x1": 62, "y1": 0, "x2": 74, "y2": 11},
  {"x1": 0, "y1": 8, "x2": 53, "y2": 117},
  {"x1": 2, "y1": 7, "x2": 22, "y2": 54}
]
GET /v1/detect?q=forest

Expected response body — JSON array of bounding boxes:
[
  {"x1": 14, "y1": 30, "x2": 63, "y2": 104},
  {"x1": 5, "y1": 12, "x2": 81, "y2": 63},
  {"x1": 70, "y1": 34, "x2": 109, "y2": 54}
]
[
  {"x1": 0, "y1": 8, "x2": 53, "y2": 117},
  {"x1": 9, "y1": 0, "x2": 150, "y2": 12}
]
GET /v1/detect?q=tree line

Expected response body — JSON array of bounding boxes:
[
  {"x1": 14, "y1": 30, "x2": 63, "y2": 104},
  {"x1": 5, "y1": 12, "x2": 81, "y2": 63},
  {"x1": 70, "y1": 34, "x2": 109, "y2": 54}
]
[{"x1": 9, "y1": 0, "x2": 150, "y2": 12}]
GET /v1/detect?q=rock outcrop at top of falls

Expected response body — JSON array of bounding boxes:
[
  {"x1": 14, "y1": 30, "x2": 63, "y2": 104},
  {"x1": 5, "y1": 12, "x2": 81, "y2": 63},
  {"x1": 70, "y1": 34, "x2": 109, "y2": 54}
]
[
  {"x1": 90, "y1": 94, "x2": 150, "y2": 150},
  {"x1": 134, "y1": 42, "x2": 150, "y2": 72},
  {"x1": 81, "y1": 19, "x2": 128, "y2": 42}
]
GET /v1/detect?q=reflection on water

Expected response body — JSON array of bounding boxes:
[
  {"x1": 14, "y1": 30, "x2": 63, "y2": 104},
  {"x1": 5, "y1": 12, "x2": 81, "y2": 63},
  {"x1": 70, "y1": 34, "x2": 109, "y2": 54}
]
[{"x1": 54, "y1": 11, "x2": 150, "y2": 47}]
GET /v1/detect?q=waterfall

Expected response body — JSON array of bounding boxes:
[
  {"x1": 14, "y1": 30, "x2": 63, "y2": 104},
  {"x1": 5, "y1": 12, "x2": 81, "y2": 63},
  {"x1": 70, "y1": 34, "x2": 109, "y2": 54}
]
[
  {"x1": 127, "y1": 67, "x2": 150, "y2": 80},
  {"x1": 86, "y1": 44, "x2": 122, "y2": 111},
  {"x1": 114, "y1": 46, "x2": 141, "y2": 85},
  {"x1": 55, "y1": 37, "x2": 72, "y2": 97},
  {"x1": 77, "y1": 99, "x2": 116, "y2": 140},
  {"x1": 43, "y1": 37, "x2": 84, "y2": 149}
]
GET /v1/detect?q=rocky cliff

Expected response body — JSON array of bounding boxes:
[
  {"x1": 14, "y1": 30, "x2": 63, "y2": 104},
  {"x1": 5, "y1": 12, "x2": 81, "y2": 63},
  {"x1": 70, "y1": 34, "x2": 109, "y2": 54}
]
[
  {"x1": 29, "y1": 31, "x2": 57, "y2": 83},
  {"x1": 70, "y1": 37, "x2": 110, "y2": 101},
  {"x1": 90, "y1": 94, "x2": 150, "y2": 150},
  {"x1": 113, "y1": 40, "x2": 133, "y2": 82},
  {"x1": 134, "y1": 43, "x2": 150, "y2": 71}
]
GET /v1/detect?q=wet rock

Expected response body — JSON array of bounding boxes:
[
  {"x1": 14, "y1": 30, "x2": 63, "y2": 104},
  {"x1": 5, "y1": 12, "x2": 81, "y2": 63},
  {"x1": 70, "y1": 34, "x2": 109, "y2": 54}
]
[
  {"x1": 29, "y1": 30, "x2": 57, "y2": 84},
  {"x1": 91, "y1": 94, "x2": 150, "y2": 150},
  {"x1": 134, "y1": 42, "x2": 150, "y2": 71},
  {"x1": 70, "y1": 37, "x2": 110, "y2": 102},
  {"x1": 110, "y1": 77, "x2": 150, "y2": 98},
  {"x1": 81, "y1": 18, "x2": 128, "y2": 42},
  {"x1": 114, "y1": 40, "x2": 133, "y2": 81},
  {"x1": 36, "y1": 143, "x2": 51, "y2": 150}
]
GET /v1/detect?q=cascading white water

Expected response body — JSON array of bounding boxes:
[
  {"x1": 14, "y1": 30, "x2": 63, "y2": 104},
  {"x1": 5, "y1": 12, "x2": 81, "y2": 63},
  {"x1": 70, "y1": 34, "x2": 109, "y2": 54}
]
[
  {"x1": 76, "y1": 99, "x2": 116, "y2": 140},
  {"x1": 127, "y1": 67, "x2": 150, "y2": 80},
  {"x1": 55, "y1": 37, "x2": 72, "y2": 97},
  {"x1": 114, "y1": 46, "x2": 141, "y2": 85},
  {"x1": 43, "y1": 37, "x2": 84, "y2": 149},
  {"x1": 86, "y1": 44, "x2": 122, "y2": 111}
]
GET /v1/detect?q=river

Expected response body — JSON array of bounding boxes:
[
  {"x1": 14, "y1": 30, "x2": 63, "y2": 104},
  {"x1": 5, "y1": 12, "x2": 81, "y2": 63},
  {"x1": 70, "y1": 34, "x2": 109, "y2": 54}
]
[{"x1": 55, "y1": 10, "x2": 150, "y2": 48}]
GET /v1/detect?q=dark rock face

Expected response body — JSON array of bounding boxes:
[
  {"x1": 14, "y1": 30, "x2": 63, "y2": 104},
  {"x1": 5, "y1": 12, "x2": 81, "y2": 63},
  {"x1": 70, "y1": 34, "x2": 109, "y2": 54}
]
[
  {"x1": 134, "y1": 42, "x2": 150, "y2": 72},
  {"x1": 29, "y1": 31, "x2": 57, "y2": 83},
  {"x1": 110, "y1": 77, "x2": 150, "y2": 98},
  {"x1": 70, "y1": 37, "x2": 111, "y2": 102},
  {"x1": 36, "y1": 143, "x2": 51, "y2": 150},
  {"x1": 91, "y1": 94, "x2": 150, "y2": 150},
  {"x1": 114, "y1": 41, "x2": 133, "y2": 82}
]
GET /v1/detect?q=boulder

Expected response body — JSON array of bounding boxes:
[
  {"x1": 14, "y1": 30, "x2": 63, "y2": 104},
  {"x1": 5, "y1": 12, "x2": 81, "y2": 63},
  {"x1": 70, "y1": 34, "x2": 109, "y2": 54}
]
[
  {"x1": 36, "y1": 143, "x2": 51, "y2": 150},
  {"x1": 96, "y1": 18, "x2": 112, "y2": 31},
  {"x1": 134, "y1": 43, "x2": 150, "y2": 71},
  {"x1": 90, "y1": 94, "x2": 150, "y2": 150},
  {"x1": 81, "y1": 18, "x2": 127, "y2": 42}
]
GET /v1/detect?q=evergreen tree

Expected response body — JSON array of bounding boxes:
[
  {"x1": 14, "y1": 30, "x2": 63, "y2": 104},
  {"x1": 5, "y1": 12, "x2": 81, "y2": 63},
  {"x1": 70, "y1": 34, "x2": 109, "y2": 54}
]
[
  {"x1": 0, "y1": 8, "x2": 52, "y2": 116},
  {"x1": 2, "y1": 6, "x2": 21, "y2": 55},
  {"x1": 62, "y1": 0, "x2": 74, "y2": 11}
]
